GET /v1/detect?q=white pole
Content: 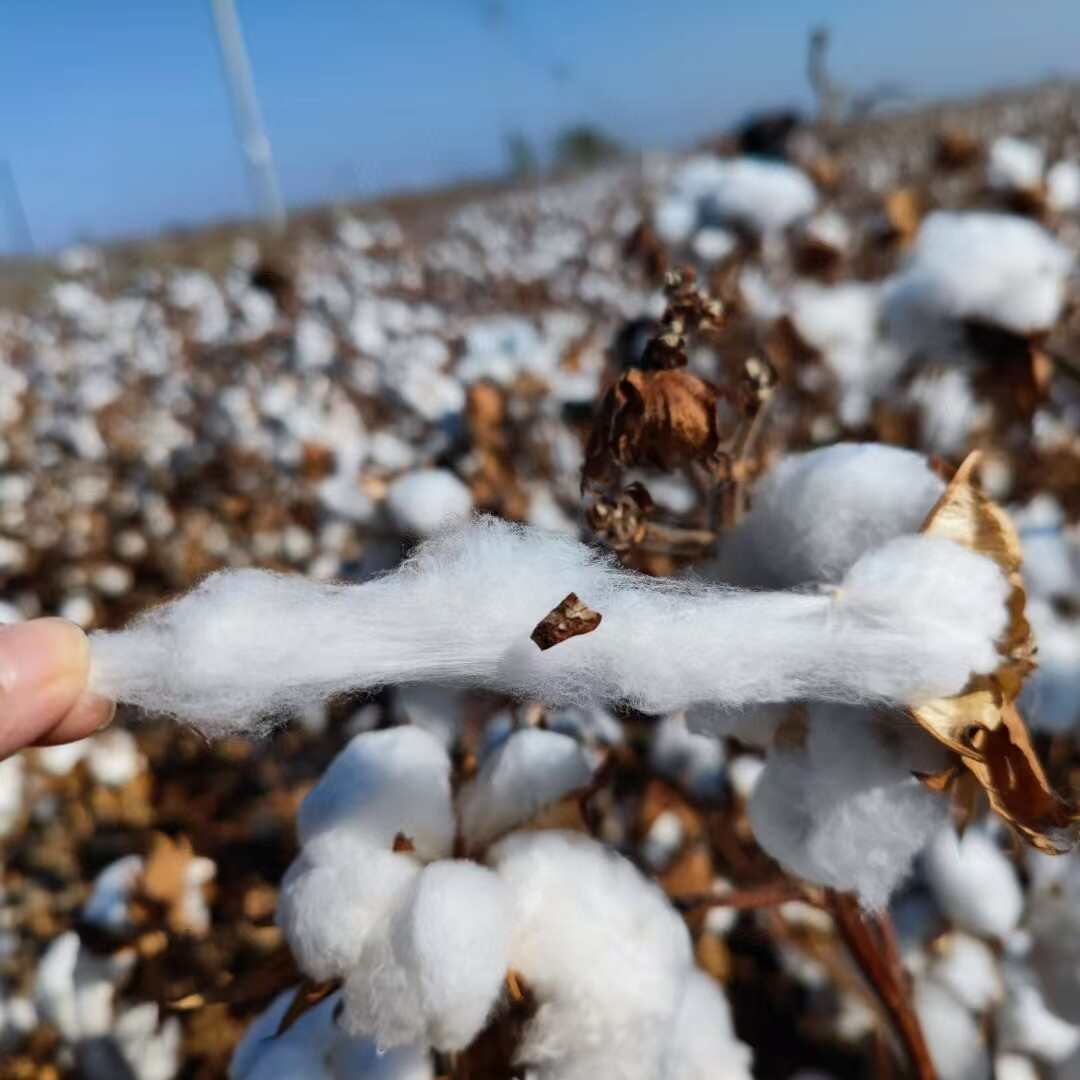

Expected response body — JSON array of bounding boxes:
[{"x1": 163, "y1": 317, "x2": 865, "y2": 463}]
[{"x1": 209, "y1": 0, "x2": 286, "y2": 230}]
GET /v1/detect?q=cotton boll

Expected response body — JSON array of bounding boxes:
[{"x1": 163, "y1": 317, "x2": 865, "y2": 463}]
[
  {"x1": 298, "y1": 727, "x2": 454, "y2": 862},
  {"x1": 988, "y1": 136, "x2": 1046, "y2": 193},
  {"x1": 999, "y1": 965, "x2": 1080, "y2": 1064},
  {"x1": 82, "y1": 855, "x2": 144, "y2": 934},
  {"x1": 749, "y1": 706, "x2": 949, "y2": 909},
  {"x1": 112, "y1": 1003, "x2": 182, "y2": 1080},
  {"x1": 649, "y1": 711, "x2": 726, "y2": 797},
  {"x1": 660, "y1": 970, "x2": 753, "y2": 1080},
  {"x1": 458, "y1": 728, "x2": 592, "y2": 850},
  {"x1": 913, "y1": 978, "x2": 990, "y2": 1080},
  {"x1": 1029, "y1": 855, "x2": 1080, "y2": 1023},
  {"x1": 86, "y1": 728, "x2": 143, "y2": 787},
  {"x1": 924, "y1": 827, "x2": 1023, "y2": 939},
  {"x1": 489, "y1": 830, "x2": 694, "y2": 1080},
  {"x1": 1048, "y1": 160, "x2": 1080, "y2": 212},
  {"x1": 905, "y1": 369, "x2": 990, "y2": 457},
  {"x1": 654, "y1": 196, "x2": 697, "y2": 246},
  {"x1": 394, "y1": 685, "x2": 464, "y2": 748},
  {"x1": 690, "y1": 226, "x2": 737, "y2": 264},
  {"x1": 278, "y1": 844, "x2": 420, "y2": 980},
  {"x1": 384, "y1": 470, "x2": 472, "y2": 537},
  {"x1": 925, "y1": 932, "x2": 1002, "y2": 1013},
  {"x1": 699, "y1": 157, "x2": 818, "y2": 237},
  {"x1": 715, "y1": 443, "x2": 944, "y2": 588},
  {"x1": 641, "y1": 810, "x2": 685, "y2": 872},
  {"x1": 686, "y1": 703, "x2": 791, "y2": 750},
  {"x1": 343, "y1": 861, "x2": 512, "y2": 1052},
  {"x1": 36, "y1": 739, "x2": 91, "y2": 776},
  {"x1": 884, "y1": 211, "x2": 1071, "y2": 347},
  {"x1": 1023, "y1": 599, "x2": 1080, "y2": 734}
]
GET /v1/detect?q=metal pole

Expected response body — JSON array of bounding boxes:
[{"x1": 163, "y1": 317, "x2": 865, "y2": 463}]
[
  {"x1": 209, "y1": 0, "x2": 286, "y2": 230},
  {"x1": 0, "y1": 159, "x2": 34, "y2": 255}
]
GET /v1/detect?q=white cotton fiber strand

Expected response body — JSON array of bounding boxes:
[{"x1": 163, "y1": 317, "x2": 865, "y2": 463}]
[
  {"x1": 884, "y1": 211, "x2": 1072, "y2": 346},
  {"x1": 489, "y1": 830, "x2": 694, "y2": 1080},
  {"x1": 88, "y1": 516, "x2": 1009, "y2": 735},
  {"x1": 458, "y1": 728, "x2": 593, "y2": 849},
  {"x1": 342, "y1": 860, "x2": 511, "y2": 1052},
  {"x1": 714, "y1": 443, "x2": 944, "y2": 588},
  {"x1": 298, "y1": 726, "x2": 454, "y2": 861},
  {"x1": 749, "y1": 705, "x2": 949, "y2": 909}
]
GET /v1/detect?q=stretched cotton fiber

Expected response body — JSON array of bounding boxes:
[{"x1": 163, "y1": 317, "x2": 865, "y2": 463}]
[
  {"x1": 488, "y1": 830, "x2": 693, "y2": 1080},
  {"x1": 713, "y1": 443, "x2": 945, "y2": 588},
  {"x1": 660, "y1": 970, "x2": 753, "y2": 1080},
  {"x1": 297, "y1": 727, "x2": 454, "y2": 861},
  {"x1": 884, "y1": 211, "x2": 1072, "y2": 347},
  {"x1": 277, "y1": 844, "x2": 420, "y2": 980},
  {"x1": 748, "y1": 705, "x2": 949, "y2": 909},
  {"x1": 923, "y1": 827, "x2": 1024, "y2": 939},
  {"x1": 458, "y1": 728, "x2": 593, "y2": 850},
  {"x1": 89, "y1": 516, "x2": 1009, "y2": 735},
  {"x1": 342, "y1": 861, "x2": 511, "y2": 1052}
]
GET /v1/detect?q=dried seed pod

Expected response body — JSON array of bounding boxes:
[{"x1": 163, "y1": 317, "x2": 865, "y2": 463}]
[{"x1": 530, "y1": 593, "x2": 603, "y2": 651}]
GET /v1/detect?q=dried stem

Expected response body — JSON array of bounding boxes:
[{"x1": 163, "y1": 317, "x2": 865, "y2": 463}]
[
  {"x1": 826, "y1": 891, "x2": 935, "y2": 1080},
  {"x1": 674, "y1": 880, "x2": 811, "y2": 914}
]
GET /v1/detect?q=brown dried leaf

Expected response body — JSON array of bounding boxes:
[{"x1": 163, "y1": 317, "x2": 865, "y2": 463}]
[
  {"x1": 530, "y1": 593, "x2": 602, "y2": 651},
  {"x1": 912, "y1": 452, "x2": 1076, "y2": 853}
]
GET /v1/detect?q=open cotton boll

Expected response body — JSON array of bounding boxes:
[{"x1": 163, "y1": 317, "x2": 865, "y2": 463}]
[
  {"x1": 699, "y1": 157, "x2": 818, "y2": 237},
  {"x1": 649, "y1": 711, "x2": 727, "y2": 797},
  {"x1": 925, "y1": 932, "x2": 1002, "y2": 1013},
  {"x1": 1029, "y1": 854, "x2": 1080, "y2": 1023},
  {"x1": 660, "y1": 970, "x2": 753, "y2": 1080},
  {"x1": 988, "y1": 136, "x2": 1046, "y2": 192},
  {"x1": 884, "y1": 211, "x2": 1072, "y2": 347},
  {"x1": 343, "y1": 861, "x2": 511, "y2": 1052},
  {"x1": 458, "y1": 728, "x2": 592, "y2": 850},
  {"x1": 999, "y1": 965, "x2": 1080, "y2": 1064},
  {"x1": 787, "y1": 282, "x2": 905, "y2": 426},
  {"x1": 714, "y1": 443, "x2": 944, "y2": 588},
  {"x1": 1023, "y1": 599, "x2": 1080, "y2": 734},
  {"x1": 86, "y1": 728, "x2": 144, "y2": 788},
  {"x1": 924, "y1": 827, "x2": 1023, "y2": 939},
  {"x1": 905, "y1": 368, "x2": 990, "y2": 457},
  {"x1": 278, "y1": 844, "x2": 420, "y2": 980},
  {"x1": 89, "y1": 516, "x2": 1009, "y2": 734},
  {"x1": 112, "y1": 1003, "x2": 182, "y2": 1080},
  {"x1": 384, "y1": 469, "x2": 473, "y2": 537},
  {"x1": 489, "y1": 830, "x2": 693, "y2": 1080},
  {"x1": 297, "y1": 727, "x2": 454, "y2": 861},
  {"x1": 913, "y1": 977, "x2": 991, "y2": 1080},
  {"x1": 749, "y1": 705, "x2": 950, "y2": 909},
  {"x1": 1048, "y1": 160, "x2": 1080, "y2": 212}
]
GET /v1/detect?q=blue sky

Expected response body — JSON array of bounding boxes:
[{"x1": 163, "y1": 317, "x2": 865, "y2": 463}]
[{"x1": 3, "y1": 0, "x2": 1080, "y2": 252}]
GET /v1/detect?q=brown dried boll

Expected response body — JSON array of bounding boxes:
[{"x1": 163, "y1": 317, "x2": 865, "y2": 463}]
[{"x1": 583, "y1": 368, "x2": 737, "y2": 489}]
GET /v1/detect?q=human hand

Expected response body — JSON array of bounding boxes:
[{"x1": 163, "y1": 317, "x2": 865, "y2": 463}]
[{"x1": 0, "y1": 619, "x2": 115, "y2": 759}]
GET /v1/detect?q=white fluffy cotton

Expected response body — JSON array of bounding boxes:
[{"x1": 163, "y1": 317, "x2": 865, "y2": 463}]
[
  {"x1": 458, "y1": 728, "x2": 592, "y2": 850},
  {"x1": 988, "y1": 136, "x2": 1046, "y2": 193},
  {"x1": 297, "y1": 726, "x2": 454, "y2": 861},
  {"x1": 660, "y1": 970, "x2": 753, "y2": 1080},
  {"x1": 913, "y1": 977, "x2": 990, "y2": 1080},
  {"x1": 88, "y1": 514, "x2": 1009, "y2": 735},
  {"x1": 384, "y1": 469, "x2": 473, "y2": 537},
  {"x1": 748, "y1": 705, "x2": 949, "y2": 909},
  {"x1": 884, "y1": 211, "x2": 1072, "y2": 348},
  {"x1": 342, "y1": 860, "x2": 512, "y2": 1052},
  {"x1": 488, "y1": 829, "x2": 695, "y2": 1080},
  {"x1": 924, "y1": 827, "x2": 1024, "y2": 939},
  {"x1": 925, "y1": 932, "x2": 1002, "y2": 1013},
  {"x1": 998, "y1": 965, "x2": 1080, "y2": 1064},
  {"x1": 714, "y1": 442, "x2": 944, "y2": 588}
]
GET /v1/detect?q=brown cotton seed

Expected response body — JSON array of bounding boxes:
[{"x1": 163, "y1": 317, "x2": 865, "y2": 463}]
[
  {"x1": 911, "y1": 452, "x2": 1077, "y2": 854},
  {"x1": 530, "y1": 593, "x2": 602, "y2": 651}
]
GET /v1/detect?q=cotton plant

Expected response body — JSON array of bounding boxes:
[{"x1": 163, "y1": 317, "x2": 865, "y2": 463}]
[{"x1": 81, "y1": 272, "x2": 1076, "y2": 1077}]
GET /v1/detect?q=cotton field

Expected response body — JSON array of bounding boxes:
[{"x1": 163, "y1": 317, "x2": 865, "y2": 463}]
[{"x1": 2, "y1": 80, "x2": 1080, "y2": 1080}]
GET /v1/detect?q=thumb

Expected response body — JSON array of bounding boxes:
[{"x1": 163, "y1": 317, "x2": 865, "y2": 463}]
[{"x1": 0, "y1": 619, "x2": 115, "y2": 759}]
